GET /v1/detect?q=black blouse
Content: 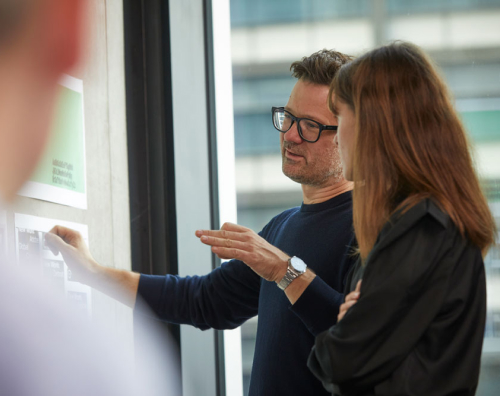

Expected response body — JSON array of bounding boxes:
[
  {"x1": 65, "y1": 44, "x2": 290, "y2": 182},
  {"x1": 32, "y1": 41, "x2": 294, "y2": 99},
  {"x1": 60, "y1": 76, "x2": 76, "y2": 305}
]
[{"x1": 308, "y1": 199, "x2": 486, "y2": 396}]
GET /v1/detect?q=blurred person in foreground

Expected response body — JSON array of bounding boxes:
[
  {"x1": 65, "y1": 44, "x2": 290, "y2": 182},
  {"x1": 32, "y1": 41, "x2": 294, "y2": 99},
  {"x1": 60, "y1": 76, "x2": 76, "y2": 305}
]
[
  {"x1": 0, "y1": 0, "x2": 179, "y2": 394},
  {"x1": 47, "y1": 50, "x2": 357, "y2": 395},
  {"x1": 307, "y1": 41, "x2": 497, "y2": 396}
]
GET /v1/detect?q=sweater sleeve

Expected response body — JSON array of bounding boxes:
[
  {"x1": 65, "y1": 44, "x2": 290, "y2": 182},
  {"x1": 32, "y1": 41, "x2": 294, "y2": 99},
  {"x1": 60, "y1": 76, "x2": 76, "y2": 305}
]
[
  {"x1": 136, "y1": 259, "x2": 261, "y2": 330},
  {"x1": 290, "y1": 237, "x2": 357, "y2": 336},
  {"x1": 307, "y1": 215, "x2": 453, "y2": 393},
  {"x1": 289, "y1": 276, "x2": 345, "y2": 337}
]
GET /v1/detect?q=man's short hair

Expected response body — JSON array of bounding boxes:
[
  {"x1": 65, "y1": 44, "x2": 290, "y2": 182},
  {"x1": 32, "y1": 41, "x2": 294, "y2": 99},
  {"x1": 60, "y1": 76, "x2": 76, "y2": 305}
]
[{"x1": 290, "y1": 49, "x2": 354, "y2": 86}]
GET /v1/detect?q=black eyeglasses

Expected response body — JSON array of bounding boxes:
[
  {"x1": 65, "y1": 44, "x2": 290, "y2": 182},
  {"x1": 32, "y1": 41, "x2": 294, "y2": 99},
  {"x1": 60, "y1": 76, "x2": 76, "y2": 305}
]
[{"x1": 272, "y1": 106, "x2": 338, "y2": 143}]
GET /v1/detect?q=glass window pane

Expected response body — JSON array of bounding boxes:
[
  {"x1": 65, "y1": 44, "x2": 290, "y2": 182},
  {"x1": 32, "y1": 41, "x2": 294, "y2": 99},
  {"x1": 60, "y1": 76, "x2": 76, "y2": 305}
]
[{"x1": 229, "y1": 0, "x2": 500, "y2": 394}]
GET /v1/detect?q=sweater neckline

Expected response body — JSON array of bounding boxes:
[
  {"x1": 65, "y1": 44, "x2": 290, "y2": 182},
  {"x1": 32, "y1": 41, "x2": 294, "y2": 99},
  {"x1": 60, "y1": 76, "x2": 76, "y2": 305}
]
[{"x1": 300, "y1": 191, "x2": 352, "y2": 212}]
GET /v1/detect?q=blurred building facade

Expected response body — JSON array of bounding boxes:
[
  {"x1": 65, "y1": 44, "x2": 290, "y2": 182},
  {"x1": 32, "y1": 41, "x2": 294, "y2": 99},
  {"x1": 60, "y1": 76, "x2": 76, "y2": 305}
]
[{"x1": 229, "y1": 1, "x2": 500, "y2": 394}]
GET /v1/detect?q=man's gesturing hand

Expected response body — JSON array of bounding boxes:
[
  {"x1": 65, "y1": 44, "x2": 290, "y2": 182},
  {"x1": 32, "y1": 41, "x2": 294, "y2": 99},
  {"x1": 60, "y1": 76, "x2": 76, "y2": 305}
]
[
  {"x1": 338, "y1": 280, "x2": 362, "y2": 322},
  {"x1": 45, "y1": 225, "x2": 100, "y2": 286},
  {"x1": 196, "y1": 222, "x2": 290, "y2": 283}
]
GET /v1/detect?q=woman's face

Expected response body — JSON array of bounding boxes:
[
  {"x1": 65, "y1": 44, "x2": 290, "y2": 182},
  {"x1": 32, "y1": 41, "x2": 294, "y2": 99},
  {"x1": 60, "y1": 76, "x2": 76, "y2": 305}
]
[{"x1": 333, "y1": 99, "x2": 356, "y2": 181}]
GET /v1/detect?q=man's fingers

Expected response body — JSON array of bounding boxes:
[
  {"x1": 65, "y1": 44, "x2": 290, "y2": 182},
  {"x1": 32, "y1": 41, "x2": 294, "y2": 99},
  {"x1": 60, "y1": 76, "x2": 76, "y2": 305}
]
[
  {"x1": 44, "y1": 232, "x2": 62, "y2": 256},
  {"x1": 49, "y1": 225, "x2": 72, "y2": 240},
  {"x1": 44, "y1": 231, "x2": 75, "y2": 256},
  {"x1": 220, "y1": 222, "x2": 249, "y2": 233},
  {"x1": 48, "y1": 225, "x2": 82, "y2": 247},
  {"x1": 195, "y1": 229, "x2": 247, "y2": 242},
  {"x1": 199, "y1": 235, "x2": 251, "y2": 251},
  {"x1": 195, "y1": 229, "x2": 222, "y2": 238}
]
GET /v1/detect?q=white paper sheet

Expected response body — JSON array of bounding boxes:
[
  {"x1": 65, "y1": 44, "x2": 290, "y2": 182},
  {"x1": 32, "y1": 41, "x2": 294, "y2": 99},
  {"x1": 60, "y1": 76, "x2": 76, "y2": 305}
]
[{"x1": 15, "y1": 213, "x2": 92, "y2": 316}]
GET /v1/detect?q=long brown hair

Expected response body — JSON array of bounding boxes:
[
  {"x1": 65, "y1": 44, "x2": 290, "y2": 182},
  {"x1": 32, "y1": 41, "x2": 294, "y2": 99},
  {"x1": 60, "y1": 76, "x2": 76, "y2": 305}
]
[{"x1": 330, "y1": 41, "x2": 496, "y2": 260}]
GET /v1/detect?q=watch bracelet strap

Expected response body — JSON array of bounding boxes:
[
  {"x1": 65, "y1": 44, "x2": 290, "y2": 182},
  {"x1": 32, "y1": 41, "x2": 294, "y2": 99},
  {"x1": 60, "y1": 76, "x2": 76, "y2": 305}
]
[{"x1": 277, "y1": 265, "x2": 300, "y2": 290}]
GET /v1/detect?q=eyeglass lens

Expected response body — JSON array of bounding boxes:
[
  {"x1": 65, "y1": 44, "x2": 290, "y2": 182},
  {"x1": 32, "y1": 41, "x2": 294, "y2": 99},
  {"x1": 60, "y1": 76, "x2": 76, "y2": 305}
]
[{"x1": 273, "y1": 109, "x2": 321, "y2": 142}]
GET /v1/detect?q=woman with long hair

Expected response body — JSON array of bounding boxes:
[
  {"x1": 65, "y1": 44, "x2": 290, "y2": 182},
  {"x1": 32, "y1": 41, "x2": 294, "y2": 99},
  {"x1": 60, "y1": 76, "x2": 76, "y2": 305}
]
[{"x1": 307, "y1": 41, "x2": 496, "y2": 395}]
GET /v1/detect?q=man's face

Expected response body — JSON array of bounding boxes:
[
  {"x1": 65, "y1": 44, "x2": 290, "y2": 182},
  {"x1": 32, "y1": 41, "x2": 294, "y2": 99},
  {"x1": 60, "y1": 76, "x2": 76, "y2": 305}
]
[
  {"x1": 280, "y1": 79, "x2": 342, "y2": 187},
  {"x1": 332, "y1": 99, "x2": 356, "y2": 181}
]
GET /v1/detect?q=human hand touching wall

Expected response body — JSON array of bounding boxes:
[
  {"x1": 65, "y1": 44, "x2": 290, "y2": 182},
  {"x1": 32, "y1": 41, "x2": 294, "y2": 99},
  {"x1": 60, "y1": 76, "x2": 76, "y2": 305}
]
[
  {"x1": 45, "y1": 226, "x2": 100, "y2": 285},
  {"x1": 45, "y1": 226, "x2": 140, "y2": 308}
]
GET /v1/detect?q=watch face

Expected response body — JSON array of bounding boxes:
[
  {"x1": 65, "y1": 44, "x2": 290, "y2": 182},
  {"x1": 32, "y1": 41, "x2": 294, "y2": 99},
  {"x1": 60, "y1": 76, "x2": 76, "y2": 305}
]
[{"x1": 290, "y1": 256, "x2": 307, "y2": 273}]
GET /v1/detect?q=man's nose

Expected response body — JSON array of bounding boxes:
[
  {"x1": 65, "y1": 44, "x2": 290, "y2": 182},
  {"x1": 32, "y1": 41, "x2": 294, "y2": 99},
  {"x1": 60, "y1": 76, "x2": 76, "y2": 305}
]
[{"x1": 283, "y1": 121, "x2": 302, "y2": 144}]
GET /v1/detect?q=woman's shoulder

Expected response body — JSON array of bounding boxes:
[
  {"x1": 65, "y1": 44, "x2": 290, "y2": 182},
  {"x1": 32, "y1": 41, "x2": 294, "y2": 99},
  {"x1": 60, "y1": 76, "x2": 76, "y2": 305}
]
[
  {"x1": 375, "y1": 198, "x2": 453, "y2": 252},
  {"x1": 365, "y1": 198, "x2": 480, "y2": 293}
]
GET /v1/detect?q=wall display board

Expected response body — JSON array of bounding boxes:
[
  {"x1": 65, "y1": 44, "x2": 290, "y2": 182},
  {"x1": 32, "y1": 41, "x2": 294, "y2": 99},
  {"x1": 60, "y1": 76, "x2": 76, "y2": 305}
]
[
  {"x1": 18, "y1": 75, "x2": 88, "y2": 209},
  {"x1": 15, "y1": 213, "x2": 92, "y2": 316}
]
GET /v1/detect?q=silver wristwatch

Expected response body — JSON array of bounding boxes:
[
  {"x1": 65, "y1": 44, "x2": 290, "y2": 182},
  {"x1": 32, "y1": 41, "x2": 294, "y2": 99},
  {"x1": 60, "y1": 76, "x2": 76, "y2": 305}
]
[{"x1": 277, "y1": 256, "x2": 307, "y2": 290}]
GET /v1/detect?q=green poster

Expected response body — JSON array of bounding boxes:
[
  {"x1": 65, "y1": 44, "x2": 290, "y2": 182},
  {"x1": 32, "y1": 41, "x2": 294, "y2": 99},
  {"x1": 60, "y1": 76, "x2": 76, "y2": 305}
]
[{"x1": 18, "y1": 75, "x2": 87, "y2": 209}]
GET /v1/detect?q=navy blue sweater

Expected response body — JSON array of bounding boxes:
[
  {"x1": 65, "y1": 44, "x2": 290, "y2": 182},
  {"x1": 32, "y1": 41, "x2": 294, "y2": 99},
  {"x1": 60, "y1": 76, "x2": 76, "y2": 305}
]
[{"x1": 138, "y1": 191, "x2": 355, "y2": 396}]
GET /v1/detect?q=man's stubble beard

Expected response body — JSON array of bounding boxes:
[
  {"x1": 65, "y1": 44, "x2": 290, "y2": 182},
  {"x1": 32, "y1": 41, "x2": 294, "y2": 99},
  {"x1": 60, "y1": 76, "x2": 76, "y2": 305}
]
[{"x1": 281, "y1": 146, "x2": 344, "y2": 187}]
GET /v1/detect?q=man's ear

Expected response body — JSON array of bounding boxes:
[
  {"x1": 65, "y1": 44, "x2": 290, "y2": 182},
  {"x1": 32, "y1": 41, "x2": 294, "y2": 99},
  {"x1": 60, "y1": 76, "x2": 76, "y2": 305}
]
[{"x1": 43, "y1": 0, "x2": 85, "y2": 76}]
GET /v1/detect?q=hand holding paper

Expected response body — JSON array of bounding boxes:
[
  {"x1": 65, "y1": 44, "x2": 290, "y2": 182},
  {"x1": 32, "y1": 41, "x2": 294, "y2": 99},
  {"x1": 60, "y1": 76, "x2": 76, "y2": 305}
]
[
  {"x1": 45, "y1": 225, "x2": 140, "y2": 308},
  {"x1": 45, "y1": 226, "x2": 100, "y2": 286}
]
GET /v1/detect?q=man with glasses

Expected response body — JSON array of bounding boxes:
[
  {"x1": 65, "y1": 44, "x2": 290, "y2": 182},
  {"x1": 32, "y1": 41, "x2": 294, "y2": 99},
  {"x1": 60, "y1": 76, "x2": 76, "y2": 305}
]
[{"x1": 47, "y1": 50, "x2": 356, "y2": 396}]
